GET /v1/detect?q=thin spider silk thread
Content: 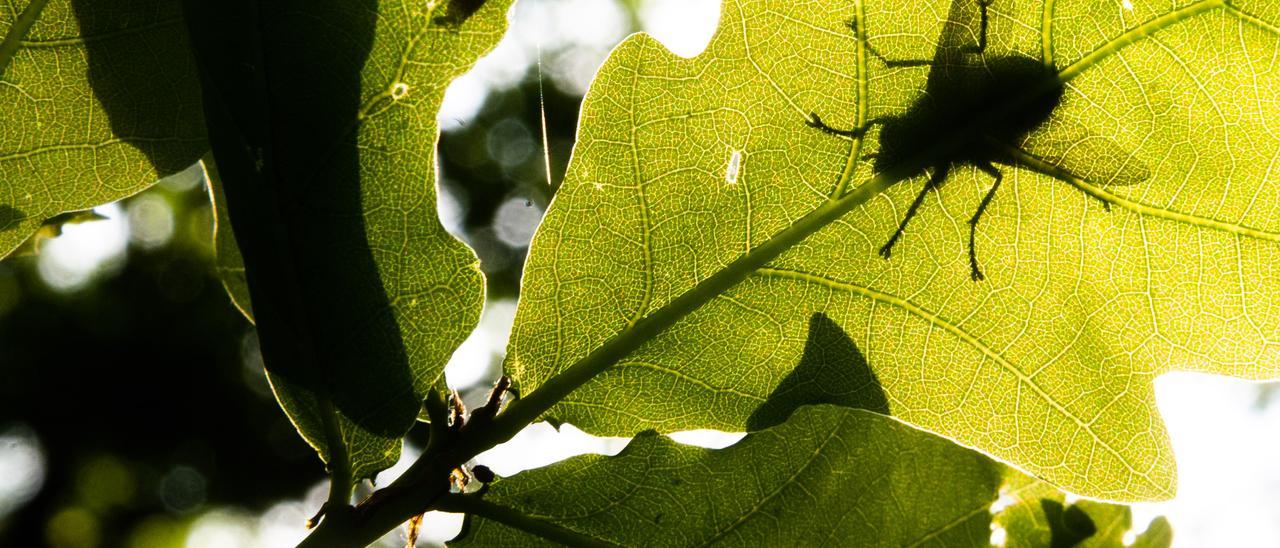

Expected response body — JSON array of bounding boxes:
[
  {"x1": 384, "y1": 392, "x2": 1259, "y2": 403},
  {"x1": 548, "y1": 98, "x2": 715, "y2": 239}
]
[{"x1": 537, "y1": 41, "x2": 553, "y2": 188}]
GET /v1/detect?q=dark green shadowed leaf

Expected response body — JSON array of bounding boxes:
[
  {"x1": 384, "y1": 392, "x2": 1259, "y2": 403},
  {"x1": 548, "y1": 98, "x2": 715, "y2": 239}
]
[
  {"x1": 450, "y1": 406, "x2": 1170, "y2": 547},
  {"x1": 507, "y1": 0, "x2": 1280, "y2": 501},
  {"x1": 745, "y1": 312, "x2": 889, "y2": 430},
  {"x1": 203, "y1": 158, "x2": 251, "y2": 320},
  {"x1": 1041, "y1": 499, "x2": 1098, "y2": 548},
  {"x1": 996, "y1": 473, "x2": 1174, "y2": 548},
  {"x1": 4, "y1": 209, "x2": 107, "y2": 258},
  {"x1": 1072, "y1": 502, "x2": 1172, "y2": 548},
  {"x1": 0, "y1": 0, "x2": 207, "y2": 258},
  {"x1": 189, "y1": 0, "x2": 507, "y2": 479}
]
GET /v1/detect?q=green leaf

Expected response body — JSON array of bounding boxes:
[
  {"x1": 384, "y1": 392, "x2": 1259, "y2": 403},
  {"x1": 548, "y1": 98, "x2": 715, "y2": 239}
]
[
  {"x1": 996, "y1": 471, "x2": 1174, "y2": 548},
  {"x1": 205, "y1": 158, "x2": 252, "y2": 321},
  {"x1": 188, "y1": 0, "x2": 505, "y2": 480},
  {"x1": 450, "y1": 406, "x2": 1169, "y2": 547},
  {"x1": 0, "y1": 0, "x2": 207, "y2": 259},
  {"x1": 1125, "y1": 516, "x2": 1174, "y2": 548},
  {"x1": 507, "y1": 0, "x2": 1280, "y2": 501}
]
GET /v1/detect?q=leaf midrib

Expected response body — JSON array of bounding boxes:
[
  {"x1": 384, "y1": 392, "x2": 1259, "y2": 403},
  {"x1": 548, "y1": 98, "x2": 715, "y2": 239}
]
[
  {"x1": 1003, "y1": 142, "x2": 1280, "y2": 241},
  {"x1": 697, "y1": 417, "x2": 844, "y2": 546},
  {"x1": 0, "y1": 0, "x2": 49, "y2": 76},
  {"x1": 500, "y1": 0, "x2": 1266, "y2": 497},
  {"x1": 751, "y1": 265, "x2": 1159, "y2": 489},
  {"x1": 16, "y1": 17, "x2": 183, "y2": 48},
  {"x1": 1056, "y1": 0, "x2": 1224, "y2": 82}
]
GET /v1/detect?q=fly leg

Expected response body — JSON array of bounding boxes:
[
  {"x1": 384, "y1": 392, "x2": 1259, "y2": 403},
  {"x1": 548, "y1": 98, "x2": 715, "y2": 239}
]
[
  {"x1": 880, "y1": 164, "x2": 949, "y2": 259},
  {"x1": 846, "y1": 18, "x2": 933, "y2": 68},
  {"x1": 968, "y1": 161, "x2": 1003, "y2": 281},
  {"x1": 1089, "y1": 192, "x2": 1112, "y2": 212},
  {"x1": 963, "y1": 0, "x2": 994, "y2": 55},
  {"x1": 808, "y1": 15, "x2": 931, "y2": 138},
  {"x1": 806, "y1": 113, "x2": 884, "y2": 139}
]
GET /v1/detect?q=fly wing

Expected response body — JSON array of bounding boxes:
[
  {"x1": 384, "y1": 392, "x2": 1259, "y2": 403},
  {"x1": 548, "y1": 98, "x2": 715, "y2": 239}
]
[
  {"x1": 1015, "y1": 122, "x2": 1152, "y2": 187},
  {"x1": 924, "y1": 0, "x2": 996, "y2": 98},
  {"x1": 931, "y1": 0, "x2": 986, "y2": 66}
]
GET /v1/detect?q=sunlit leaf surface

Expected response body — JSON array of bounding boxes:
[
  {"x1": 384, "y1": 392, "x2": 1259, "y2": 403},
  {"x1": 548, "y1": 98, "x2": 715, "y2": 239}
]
[
  {"x1": 998, "y1": 467, "x2": 1174, "y2": 548},
  {"x1": 454, "y1": 406, "x2": 1170, "y2": 547},
  {"x1": 508, "y1": 0, "x2": 1280, "y2": 500},
  {"x1": 0, "y1": 0, "x2": 207, "y2": 258},
  {"x1": 196, "y1": 0, "x2": 507, "y2": 479}
]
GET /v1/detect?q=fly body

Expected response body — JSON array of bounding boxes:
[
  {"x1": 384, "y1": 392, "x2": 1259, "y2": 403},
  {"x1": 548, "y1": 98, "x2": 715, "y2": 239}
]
[
  {"x1": 808, "y1": 0, "x2": 1144, "y2": 281},
  {"x1": 872, "y1": 55, "x2": 1064, "y2": 182}
]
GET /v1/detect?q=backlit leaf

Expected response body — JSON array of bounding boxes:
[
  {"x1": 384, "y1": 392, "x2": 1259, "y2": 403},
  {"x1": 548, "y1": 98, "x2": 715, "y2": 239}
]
[
  {"x1": 507, "y1": 0, "x2": 1280, "y2": 500},
  {"x1": 189, "y1": 0, "x2": 505, "y2": 479},
  {"x1": 0, "y1": 0, "x2": 207, "y2": 258},
  {"x1": 452, "y1": 406, "x2": 1169, "y2": 547}
]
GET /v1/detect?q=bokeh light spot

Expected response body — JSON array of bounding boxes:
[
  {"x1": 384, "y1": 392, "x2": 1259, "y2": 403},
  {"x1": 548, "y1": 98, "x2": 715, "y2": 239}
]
[
  {"x1": 159, "y1": 466, "x2": 207, "y2": 514},
  {"x1": 493, "y1": 197, "x2": 543, "y2": 248},
  {"x1": 127, "y1": 194, "x2": 176, "y2": 250},
  {"x1": 0, "y1": 425, "x2": 46, "y2": 518},
  {"x1": 638, "y1": 0, "x2": 720, "y2": 58},
  {"x1": 77, "y1": 454, "x2": 136, "y2": 512},
  {"x1": 46, "y1": 507, "x2": 99, "y2": 548},
  {"x1": 158, "y1": 162, "x2": 206, "y2": 193},
  {"x1": 36, "y1": 203, "x2": 128, "y2": 293},
  {"x1": 184, "y1": 509, "x2": 254, "y2": 548},
  {"x1": 127, "y1": 515, "x2": 188, "y2": 548},
  {"x1": 486, "y1": 118, "x2": 534, "y2": 169}
]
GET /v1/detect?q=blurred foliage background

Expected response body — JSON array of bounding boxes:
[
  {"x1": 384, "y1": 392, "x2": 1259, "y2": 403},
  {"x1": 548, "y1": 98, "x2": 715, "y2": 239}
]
[
  {"x1": 3, "y1": 1, "x2": 1279, "y2": 546},
  {"x1": 0, "y1": 1, "x2": 683, "y2": 544}
]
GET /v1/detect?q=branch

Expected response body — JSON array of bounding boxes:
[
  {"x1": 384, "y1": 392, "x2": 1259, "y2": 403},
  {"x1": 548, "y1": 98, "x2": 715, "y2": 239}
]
[
  {"x1": 435, "y1": 493, "x2": 617, "y2": 547},
  {"x1": 296, "y1": 168, "x2": 903, "y2": 546},
  {"x1": 469, "y1": 168, "x2": 903, "y2": 449},
  {"x1": 319, "y1": 397, "x2": 353, "y2": 509}
]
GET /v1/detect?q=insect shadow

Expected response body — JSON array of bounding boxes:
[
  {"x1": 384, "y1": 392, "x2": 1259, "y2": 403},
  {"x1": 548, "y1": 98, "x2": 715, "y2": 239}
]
[
  {"x1": 0, "y1": 205, "x2": 23, "y2": 233},
  {"x1": 433, "y1": 0, "x2": 488, "y2": 28},
  {"x1": 178, "y1": 0, "x2": 419, "y2": 437},
  {"x1": 747, "y1": 312, "x2": 889, "y2": 431},
  {"x1": 808, "y1": 0, "x2": 1148, "y2": 281},
  {"x1": 1039, "y1": 499, "x2": 1099, "y2": 547}
]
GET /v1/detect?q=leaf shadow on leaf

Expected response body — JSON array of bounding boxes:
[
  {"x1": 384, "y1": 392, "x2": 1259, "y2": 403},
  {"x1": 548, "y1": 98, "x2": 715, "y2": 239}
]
[
  {"x1": 68, "y1": 0, "x2": 206, "y2": 174},
  {"x1": 433, "y1": 0, "x2": 488, "y2": 28},
  {"x1": 746, "y1": 312, "x2": 890, "y2": 430},
  {"x1": 0, "y1": 205, "x2": 23, "y2": 232},
  {"x1": 1041, "y1": 499, "x2": 1098, "y2": 548},
  {"x1": 180, "y1": 0, "x2": 418, "y2": 439}
]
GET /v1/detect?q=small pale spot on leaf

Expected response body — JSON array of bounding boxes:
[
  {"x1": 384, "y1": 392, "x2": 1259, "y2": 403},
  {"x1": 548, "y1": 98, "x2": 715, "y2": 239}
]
[
  {"x1": 391, "y1": 82, "x2": 410, "y2": 100},
  {"x1": 988, "y1": 490, "x2": 1016, "y2": 514},
  {"x1": 989, "y1": 524, "x2": 1007, "y2": 546},
  {"x1": 725, "y1": 149, "x2": 743, "y2": 184}
]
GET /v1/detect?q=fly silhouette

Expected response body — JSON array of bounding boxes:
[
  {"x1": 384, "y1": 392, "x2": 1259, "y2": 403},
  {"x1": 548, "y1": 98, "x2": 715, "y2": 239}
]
[{"x1": 808, "y1": 0, "x2": 1148, "y2": 281}]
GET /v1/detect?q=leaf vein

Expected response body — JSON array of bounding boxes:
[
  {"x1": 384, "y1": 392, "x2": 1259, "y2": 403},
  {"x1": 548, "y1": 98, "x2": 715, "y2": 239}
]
[{"x1": 752, "y1": 265, "x2": 1162, "y2": 493}]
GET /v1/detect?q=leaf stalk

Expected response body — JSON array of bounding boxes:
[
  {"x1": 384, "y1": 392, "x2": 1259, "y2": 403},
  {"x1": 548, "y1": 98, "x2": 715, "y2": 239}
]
[{"x1": 299, "y1": 169, "x2": 903, "y2": 546}]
